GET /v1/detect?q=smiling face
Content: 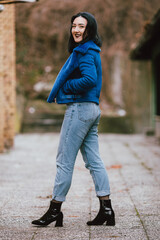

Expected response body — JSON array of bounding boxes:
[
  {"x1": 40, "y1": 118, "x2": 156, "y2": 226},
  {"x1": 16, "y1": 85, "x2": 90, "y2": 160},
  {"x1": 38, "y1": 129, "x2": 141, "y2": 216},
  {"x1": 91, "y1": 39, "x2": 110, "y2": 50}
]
[{"x1": 71, "y1": 16, "x2": 88, "y2": 43}]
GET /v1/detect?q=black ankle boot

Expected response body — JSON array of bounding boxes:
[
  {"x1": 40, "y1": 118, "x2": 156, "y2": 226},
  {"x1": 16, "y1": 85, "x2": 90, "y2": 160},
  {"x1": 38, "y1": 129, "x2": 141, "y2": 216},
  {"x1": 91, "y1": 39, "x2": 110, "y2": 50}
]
[
  {"x1": 87, "y1": 199, "x2": 115, "y2": 226},
  {"x1": 32, "y1": 201, "x2": 63, "y2": 227}
]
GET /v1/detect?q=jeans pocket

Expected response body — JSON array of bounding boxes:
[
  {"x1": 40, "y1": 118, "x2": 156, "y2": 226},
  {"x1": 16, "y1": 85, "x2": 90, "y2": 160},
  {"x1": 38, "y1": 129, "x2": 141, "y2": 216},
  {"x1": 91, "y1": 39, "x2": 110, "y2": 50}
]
[{"x1": 77, "y1": 103, "x2": 95, "y2": 123}]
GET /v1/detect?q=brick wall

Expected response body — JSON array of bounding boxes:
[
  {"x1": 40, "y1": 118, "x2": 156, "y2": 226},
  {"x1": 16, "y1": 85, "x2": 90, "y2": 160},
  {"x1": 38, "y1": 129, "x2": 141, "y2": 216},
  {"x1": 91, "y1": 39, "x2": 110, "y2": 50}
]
[{"x1": 0, "y1": 5, "x2": 16, "y2": 152}]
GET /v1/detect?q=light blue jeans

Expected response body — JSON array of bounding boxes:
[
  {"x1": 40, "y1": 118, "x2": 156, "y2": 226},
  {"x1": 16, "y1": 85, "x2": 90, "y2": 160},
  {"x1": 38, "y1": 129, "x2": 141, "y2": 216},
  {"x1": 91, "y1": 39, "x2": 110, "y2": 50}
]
[{"x1": 52, "y1": 102, "x2": 110, "y2": 202}]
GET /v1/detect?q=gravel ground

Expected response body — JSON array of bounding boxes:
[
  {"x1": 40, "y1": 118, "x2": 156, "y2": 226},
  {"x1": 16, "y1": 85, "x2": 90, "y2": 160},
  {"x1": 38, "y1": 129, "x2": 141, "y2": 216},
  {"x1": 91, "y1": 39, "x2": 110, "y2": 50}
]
[{"x1": 0, "y1": 133, "x2": 160, "y2": 240}]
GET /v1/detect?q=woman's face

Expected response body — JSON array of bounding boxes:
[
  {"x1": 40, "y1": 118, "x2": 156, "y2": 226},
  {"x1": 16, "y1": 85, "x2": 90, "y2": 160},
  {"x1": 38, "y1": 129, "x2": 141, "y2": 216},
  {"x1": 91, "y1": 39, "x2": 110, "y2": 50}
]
[{"x1": 71, "y1": 16, "x2": 88, "y2": 43}]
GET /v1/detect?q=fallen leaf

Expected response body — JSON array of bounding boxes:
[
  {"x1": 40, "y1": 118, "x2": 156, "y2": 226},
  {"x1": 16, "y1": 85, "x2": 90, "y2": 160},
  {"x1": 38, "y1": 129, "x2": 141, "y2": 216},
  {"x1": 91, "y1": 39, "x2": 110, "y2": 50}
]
[
  {"x1": 68, "y1": 216, "x2": 79, "y2": 218},
  {"x1": 106, "y1": 165, "x2": 122, "y2": 170}
]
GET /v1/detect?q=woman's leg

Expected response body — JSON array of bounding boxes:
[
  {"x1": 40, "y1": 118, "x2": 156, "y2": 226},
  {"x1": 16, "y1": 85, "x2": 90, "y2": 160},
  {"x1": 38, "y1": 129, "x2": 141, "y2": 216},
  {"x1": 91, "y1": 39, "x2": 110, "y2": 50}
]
[
  {"x1": 80, "y1": 108, "x2": 115, "y2": 226},
  {"x1": 32, "y1": 103, "x2": 89, "y2": 226}
]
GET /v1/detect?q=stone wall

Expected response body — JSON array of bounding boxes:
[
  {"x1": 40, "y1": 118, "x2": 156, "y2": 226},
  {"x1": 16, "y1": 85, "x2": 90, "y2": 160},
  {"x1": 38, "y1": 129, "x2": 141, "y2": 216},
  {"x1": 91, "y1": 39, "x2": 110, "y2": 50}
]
[
  {"x1": 105, "y1": 53, "x2": 153, "y2": 134},
  {"x1": 0, "y1": 5, "x2": 16, "y2": 152}
]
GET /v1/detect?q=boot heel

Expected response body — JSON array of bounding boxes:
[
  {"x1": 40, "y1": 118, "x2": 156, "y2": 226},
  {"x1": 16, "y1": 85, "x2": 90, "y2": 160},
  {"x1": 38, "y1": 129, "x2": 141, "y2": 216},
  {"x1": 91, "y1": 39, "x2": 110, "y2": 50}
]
[
  {"x1": 106, "y1": 217, "x2": 115, "y2": 226},
  {"x1": 55, "y1": 212, "x2": 63, "y2": 227}
]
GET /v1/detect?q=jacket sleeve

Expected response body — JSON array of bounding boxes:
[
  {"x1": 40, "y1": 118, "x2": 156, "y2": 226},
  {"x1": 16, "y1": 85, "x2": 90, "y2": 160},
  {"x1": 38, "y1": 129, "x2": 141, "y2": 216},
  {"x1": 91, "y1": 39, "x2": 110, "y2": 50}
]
[{"x1": 62, "y1": 52, "x2": 97, "y2": 94}]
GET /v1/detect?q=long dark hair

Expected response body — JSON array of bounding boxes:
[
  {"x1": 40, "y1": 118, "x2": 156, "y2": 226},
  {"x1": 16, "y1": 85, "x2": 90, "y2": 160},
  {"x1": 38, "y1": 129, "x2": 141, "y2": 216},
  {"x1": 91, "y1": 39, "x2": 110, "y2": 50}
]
[{"x1": 68, "y1": 12, "x2": 102, "y2": 53}]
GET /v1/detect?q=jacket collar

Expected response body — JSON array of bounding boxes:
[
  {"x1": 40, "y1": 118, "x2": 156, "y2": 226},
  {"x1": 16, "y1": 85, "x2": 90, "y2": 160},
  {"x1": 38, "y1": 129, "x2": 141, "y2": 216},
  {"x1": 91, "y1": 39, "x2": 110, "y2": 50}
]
[{"x1": 73, "y1": 40, "x2": 101, "y2": 54}]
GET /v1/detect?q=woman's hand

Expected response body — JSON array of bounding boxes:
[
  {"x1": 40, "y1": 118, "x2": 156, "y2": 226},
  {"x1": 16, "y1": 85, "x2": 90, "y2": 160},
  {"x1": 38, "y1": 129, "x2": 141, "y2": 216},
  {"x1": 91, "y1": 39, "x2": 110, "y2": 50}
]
[
  {"x1": 62, "y1": 81, "x2": 72, "y2": 94},
  {"x1": 62, "y1": 52, "x2": 97, "y2": 95}
]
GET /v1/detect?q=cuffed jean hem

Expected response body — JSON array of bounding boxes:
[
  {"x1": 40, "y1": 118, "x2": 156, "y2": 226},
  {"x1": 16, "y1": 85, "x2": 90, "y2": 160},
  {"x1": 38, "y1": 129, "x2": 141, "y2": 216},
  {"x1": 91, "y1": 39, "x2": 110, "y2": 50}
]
[
  {"x1": 96, "y1": 190, "x2": 110, "y2": 197},
  {"x1": 52, "y1": 196, "x2": 66, "y2": 202}
]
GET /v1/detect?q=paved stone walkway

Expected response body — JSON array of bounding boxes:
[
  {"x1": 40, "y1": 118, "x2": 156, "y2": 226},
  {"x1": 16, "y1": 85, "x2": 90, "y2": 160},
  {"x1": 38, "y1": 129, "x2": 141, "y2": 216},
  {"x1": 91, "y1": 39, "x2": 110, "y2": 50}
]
[{"x1": 0, "y1": 133, "x2": 160, "y2": 240}]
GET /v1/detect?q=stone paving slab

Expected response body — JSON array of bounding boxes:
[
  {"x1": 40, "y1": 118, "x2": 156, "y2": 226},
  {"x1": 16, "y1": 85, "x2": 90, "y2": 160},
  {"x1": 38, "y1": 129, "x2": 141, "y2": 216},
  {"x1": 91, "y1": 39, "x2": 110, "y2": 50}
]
[{"x1": 0, "y1": 133, "x2": 160, "y2": 240}]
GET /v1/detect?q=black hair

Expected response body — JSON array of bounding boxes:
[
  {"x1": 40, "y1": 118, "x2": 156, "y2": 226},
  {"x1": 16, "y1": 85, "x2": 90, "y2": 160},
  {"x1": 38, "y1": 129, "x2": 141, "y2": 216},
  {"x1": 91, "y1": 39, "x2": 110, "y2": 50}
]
[{"x1": 68, "y1": 12, "x2": 102, "y2": 53}]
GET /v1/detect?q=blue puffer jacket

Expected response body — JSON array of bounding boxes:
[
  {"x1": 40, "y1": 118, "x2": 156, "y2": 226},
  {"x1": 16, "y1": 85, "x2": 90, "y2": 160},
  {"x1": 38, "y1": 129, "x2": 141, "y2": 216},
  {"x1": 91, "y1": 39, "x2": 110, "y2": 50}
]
[{"x1": 47, "y1": 40, "x2": 102, "y2": 105}]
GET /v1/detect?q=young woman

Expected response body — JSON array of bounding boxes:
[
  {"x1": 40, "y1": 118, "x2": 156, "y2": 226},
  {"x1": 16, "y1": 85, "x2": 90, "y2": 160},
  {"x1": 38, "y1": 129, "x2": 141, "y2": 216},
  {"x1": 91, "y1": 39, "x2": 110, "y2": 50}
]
[{"x1": 32, "y1": 12, "x2": 115, "y2": 227}]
